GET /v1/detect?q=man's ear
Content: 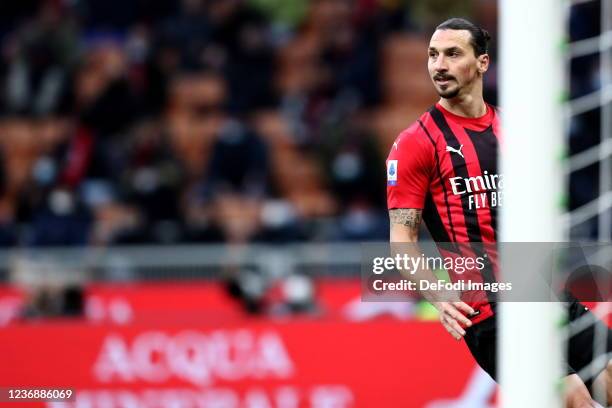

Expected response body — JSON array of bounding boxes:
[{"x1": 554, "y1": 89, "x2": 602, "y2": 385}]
[{"x1": 478, "y1": 53, "x2": 490, "y2": 74}]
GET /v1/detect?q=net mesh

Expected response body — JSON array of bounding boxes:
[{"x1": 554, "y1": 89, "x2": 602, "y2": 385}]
[
  {"x1": 562, "y1": 1, "x2": 612, "y2": 400},
  {"x1": 564, "y1": 0, "x2": 612, "y2": 241}
]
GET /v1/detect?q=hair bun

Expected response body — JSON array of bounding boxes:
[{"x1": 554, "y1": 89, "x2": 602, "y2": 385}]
[{"x1": 482, "y1": 29, "x2": 492, "y2": 42}]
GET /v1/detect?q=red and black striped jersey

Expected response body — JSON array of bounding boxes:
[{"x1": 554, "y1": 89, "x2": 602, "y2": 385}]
[{"x1": 386, "y1": 102, "x2": 501, "y2": 323}]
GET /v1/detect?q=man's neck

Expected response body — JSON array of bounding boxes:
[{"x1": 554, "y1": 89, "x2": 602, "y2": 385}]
[{"x1": 438, "y1": 95, "x2": 487, "y2": 118}]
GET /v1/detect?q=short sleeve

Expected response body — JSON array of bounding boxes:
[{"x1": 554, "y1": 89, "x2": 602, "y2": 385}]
[{"x1": 386, "y1": 127, "x2": 434, "y2": 210}]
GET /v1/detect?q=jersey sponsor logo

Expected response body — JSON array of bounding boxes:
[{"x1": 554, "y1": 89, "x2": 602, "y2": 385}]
[
  {"x1": 387, "y1": 160, "x2": 398, "y2": 186},
  {"x1": 446, "y1": 144, "x2": 465, "y2": 158},
  {"x1": 449, "y1": 171, "x2": 504, "y2": 210}
]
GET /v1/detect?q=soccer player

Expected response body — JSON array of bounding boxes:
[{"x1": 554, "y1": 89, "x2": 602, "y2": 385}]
[{"x1": 387, "y1": 17, "x2": 611, "y2": 407}]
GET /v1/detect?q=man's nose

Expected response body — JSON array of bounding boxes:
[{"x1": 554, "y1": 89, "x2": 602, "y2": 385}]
[{"x1": 434, "y1": 55, "x2": 448, "y2": 71}]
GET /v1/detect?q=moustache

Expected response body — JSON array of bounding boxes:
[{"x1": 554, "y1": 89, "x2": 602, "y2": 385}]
[{"x1": 434, "y1": 75, "x2": 455, "y2": 81}]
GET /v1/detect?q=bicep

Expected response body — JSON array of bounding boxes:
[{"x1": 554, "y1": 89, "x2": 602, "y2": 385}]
[
  {"x1": 387, "y1": 131, "x2": 434, "y2": 211},
  {"x1": 389, "y1": 208, "x2": 422, "y2": 242}
]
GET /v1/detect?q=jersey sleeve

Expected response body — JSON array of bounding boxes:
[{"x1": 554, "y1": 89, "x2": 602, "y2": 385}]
[{"x1": 386, "y1": 126, "x2": 434, "y2": 210}]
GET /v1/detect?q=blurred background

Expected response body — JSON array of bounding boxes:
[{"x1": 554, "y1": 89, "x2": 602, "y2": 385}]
[{"x1": 0, "y1": 0, "x2": 604, "y2": 407}]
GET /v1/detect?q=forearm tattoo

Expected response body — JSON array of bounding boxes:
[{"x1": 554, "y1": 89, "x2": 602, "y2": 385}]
[{"x1": 389, "y1": 208, "x2": 422, "y2": 230}]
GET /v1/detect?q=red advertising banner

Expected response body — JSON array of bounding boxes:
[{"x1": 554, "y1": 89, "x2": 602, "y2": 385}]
[
  {"x1": 0, "y1": 320, "x2": 497, "y2": 408},
  {"x1": 2, "y1": 281, "x2": 609, "y2": 327},
  {"x1": 0, "y1": 280, "x2": 419, "y2": 325}
]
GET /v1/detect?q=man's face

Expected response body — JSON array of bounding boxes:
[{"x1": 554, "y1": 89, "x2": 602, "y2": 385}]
[{"x1": 427, "y1": 29, "x2": 488, "y2": 99}]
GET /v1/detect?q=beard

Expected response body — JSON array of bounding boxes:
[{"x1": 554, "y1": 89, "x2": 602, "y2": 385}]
[
  {"x1": 433, "y1": 74, "x2": 461, "y2": 99},
  {"x1": 438, "y1": 86, "x2": 461, "y2": 99}
]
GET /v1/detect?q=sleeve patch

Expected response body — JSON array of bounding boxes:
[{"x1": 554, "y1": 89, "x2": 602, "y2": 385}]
[{"x1": 387, "y1": 160, "x2": 398, "y2": 186}]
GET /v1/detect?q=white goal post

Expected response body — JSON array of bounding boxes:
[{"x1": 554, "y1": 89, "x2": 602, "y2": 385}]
[{"x1": 499, "y1": 0, "x2": 566, "y2": 406}]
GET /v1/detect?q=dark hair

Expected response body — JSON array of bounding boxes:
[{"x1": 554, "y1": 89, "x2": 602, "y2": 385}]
[{"x1": 436, "y1": 18, "x2": 491, "y2": 56}]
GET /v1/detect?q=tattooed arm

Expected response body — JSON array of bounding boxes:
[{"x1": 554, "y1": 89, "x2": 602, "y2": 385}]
[
  {"x1": 389, "y1": 208, "x2": 422, "y2": 242},
  {"x1": 388, "y1": 208, "x2": 474, "y2": 339}
]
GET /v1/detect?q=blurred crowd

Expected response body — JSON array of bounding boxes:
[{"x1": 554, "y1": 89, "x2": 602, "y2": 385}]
[
  {"x1": 0, "y1": 0, "x2": 602, "y2": 245},
  {"x1": 0, "y1": 0, "x2": 500, "y2": 247}
]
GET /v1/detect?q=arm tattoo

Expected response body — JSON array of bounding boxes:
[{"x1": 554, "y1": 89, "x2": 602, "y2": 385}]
[{"x1": 389, "y1": 208, "x2": 422, "y2": 230}]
